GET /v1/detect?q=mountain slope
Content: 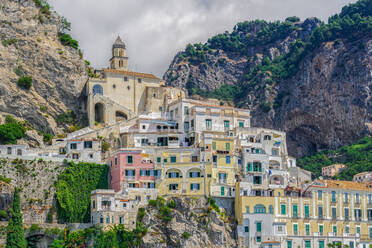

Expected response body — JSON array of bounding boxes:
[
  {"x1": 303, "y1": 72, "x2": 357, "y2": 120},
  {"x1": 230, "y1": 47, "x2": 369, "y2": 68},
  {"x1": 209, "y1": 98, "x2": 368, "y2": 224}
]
[
  {"x1": 0, "y1": 0, "x2": 87, "y2": 145},
  {"x1": 164, "y1": 0, "x2": 372, "y2": 157}
]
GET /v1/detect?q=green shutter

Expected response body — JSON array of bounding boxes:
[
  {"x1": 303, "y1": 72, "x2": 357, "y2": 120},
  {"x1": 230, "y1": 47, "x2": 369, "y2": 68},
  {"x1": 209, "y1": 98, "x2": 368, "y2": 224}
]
[
  {"x1": 319, "y1": 225, "x2": 323, "y2": 234},
  {"x1": 333, "y1": 226, "x2": 337, "y2": 235},
  {"x1": 281, "y1": 204, "x2": 286, "y2": 215},
  {"x1": 304, "y1": 205, "x2": 309, "y2": 218},
  {"x1": 287, "y1": 241, "x2": 292, "y2": 248},
  {"x1": 212, "y1": 142, "x2": 216, "y2": 150},
  {"x1": 319, "y1": 241, "x2": 324, "y2": 248},
  {"x1": 157, "y1": 157, "x2": 161, "y2": 163},
  {"x1": 127, "y1": 155, "x2": 133, "y2": 164},
  {"x1": 293, "y1": 224, "x2": 298, "y2": 235},
  {"x1": 305, "y1": 241, "x2": 311, "y2": 248},
  {"x1": 305, "y1": 224, "x2": 310, "y2": 235},
  {"x1": 256, "y1": 222, "x2": 262, "y2": 232},
  {"x1": 293, "y1": 205, "x2": 298, "y2": 217},
  {"x1": 170, "y1": 156, "x2": 176, "y2": 163},
  {"x1": 221, "y1": 186, "x2": 225, "y2": 196},
  {"x1": 225, "y1": 142, "x2": 230, "y2": 151}
]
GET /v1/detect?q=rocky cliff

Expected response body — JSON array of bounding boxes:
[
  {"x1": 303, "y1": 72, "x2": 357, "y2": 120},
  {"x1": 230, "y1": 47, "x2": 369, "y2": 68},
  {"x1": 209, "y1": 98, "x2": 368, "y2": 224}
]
[
  {"x1": 0, "y1": 0, "x2": 87, "y2": 145},
  {"x1": 141, "y1": 197, "x2": 237, "y2": 248},
  {"x1": 164, "y1": 2, "x2": 372, "y2": 158}
]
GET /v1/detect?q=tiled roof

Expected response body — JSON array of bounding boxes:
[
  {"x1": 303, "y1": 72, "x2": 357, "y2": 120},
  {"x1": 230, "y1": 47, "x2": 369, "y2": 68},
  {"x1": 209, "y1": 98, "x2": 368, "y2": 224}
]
[
  {"x1": 103, "y1": 69, "x2": 160, "y2": 80},
  {"x1": 310, "y1": 179, "x2": 372, "y2": 191}
]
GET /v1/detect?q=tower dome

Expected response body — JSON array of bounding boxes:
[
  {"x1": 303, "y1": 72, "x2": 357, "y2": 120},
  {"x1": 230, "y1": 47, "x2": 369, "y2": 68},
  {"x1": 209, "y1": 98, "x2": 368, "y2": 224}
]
[{"x1": 113, "y1": 36, "x2": 126, "y2": 49}]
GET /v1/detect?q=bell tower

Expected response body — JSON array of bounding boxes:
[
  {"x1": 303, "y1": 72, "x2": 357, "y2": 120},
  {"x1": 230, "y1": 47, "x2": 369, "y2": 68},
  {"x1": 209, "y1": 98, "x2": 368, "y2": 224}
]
[{"x1": 109, "y1": 36, "x2": 128, "y2": 71}]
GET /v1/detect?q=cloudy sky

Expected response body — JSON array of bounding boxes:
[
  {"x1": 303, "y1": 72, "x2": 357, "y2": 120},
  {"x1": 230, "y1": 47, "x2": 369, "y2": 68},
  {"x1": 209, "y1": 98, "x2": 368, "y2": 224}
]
[{"x1": 49, "y1": 0, "x2": 356, "y2": 77}]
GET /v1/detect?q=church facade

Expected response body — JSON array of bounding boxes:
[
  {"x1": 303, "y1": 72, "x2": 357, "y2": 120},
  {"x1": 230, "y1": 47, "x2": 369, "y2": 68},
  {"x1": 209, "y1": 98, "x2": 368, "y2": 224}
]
[{"x1": 85, "y1": 36, "x2": 184, "y2": 128}]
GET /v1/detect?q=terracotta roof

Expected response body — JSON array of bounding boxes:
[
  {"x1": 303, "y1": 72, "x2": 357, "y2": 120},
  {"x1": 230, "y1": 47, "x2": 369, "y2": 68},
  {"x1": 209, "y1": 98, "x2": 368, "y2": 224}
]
[
  {"x1": 309, "y1": 180, "x2": 372, "y2": 191},
  {"x1": 103, "y1": 68, "x2": 160, "y2": 80}
]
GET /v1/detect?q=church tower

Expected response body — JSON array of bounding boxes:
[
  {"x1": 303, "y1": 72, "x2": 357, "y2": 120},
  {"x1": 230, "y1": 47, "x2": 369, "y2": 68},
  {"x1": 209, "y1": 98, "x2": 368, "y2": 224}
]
[{"x1": 109, "y1": 36, "x2": 128, "y2": 71}]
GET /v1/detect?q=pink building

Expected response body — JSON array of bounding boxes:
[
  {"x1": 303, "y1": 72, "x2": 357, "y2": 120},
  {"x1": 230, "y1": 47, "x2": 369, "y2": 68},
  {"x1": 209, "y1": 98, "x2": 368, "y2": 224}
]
[{"x1": 110, "y1": 149, "x2": 157, "y2": 192}]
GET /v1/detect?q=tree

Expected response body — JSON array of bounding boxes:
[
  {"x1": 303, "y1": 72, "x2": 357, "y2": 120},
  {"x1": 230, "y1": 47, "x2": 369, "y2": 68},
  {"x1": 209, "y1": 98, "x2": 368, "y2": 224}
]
[{"x1": 6, "y1": 188, "x2": 27, "y2": 248}]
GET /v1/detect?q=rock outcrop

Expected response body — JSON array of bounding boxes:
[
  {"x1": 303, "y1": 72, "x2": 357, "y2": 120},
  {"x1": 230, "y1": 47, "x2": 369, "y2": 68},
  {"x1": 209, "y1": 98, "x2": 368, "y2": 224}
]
[
  {"x1": 164, "y1": 18, "x2": 372, "y2": 157},
  {"x1": 141, "y1": 197, "x2": 237, "y2": 248},
  {"x1": 0, "y1": 0, "x2": 87, "y2": 140}
]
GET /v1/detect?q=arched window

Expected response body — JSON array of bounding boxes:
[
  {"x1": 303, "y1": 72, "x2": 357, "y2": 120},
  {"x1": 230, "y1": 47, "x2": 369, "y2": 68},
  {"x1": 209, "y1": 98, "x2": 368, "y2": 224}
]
[
  {"x1": 269, "y1": 205, "x2": 274, "y2": 214},
  {"x1": 93, "y1": 84, "x2": 103, "y2": 95},
  {"x1": 254, "y1": 204, "x2": 266, "y2": 214}
]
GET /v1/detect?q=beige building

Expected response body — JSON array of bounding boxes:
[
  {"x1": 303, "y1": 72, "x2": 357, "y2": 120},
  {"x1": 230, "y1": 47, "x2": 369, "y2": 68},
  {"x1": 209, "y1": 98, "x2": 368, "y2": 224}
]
[
  {"x1": 354, "y1": 172, "x2": 372, "y2": 183},
  {"x1": 322, "y1": 164, "x2": 346, "y2": 177},
  {"x1": 85, "y1": 36, "x2": 184, "y2": 128}
]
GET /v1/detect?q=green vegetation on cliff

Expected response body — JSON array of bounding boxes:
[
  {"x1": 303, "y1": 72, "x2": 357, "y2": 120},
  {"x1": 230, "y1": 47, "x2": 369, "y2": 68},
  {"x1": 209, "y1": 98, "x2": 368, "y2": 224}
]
[
  {"x1": 298, "y1": 136, "x2": 372, "y2": 180},
  {"x1": 55, "y1": 161, "x2": 109, "y2": 223},
  {"x1": 6, "y1": 188, "x2": 27, "y2": 248},
  {"x1": 0, "y1": 116, "x2": 26, "y2": 145},
  {"x1": 177, "y1": 0, "x2": 372, "y2": 104}
]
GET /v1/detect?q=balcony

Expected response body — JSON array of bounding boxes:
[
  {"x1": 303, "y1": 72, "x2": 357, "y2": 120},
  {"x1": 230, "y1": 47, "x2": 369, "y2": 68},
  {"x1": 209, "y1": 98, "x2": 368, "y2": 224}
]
[
  {"x1": 125, "y1": 176, "x2": 136, "y2": 181},
  {"x1": 328, "y1": 232, "x2": 337, "y2": 237}
]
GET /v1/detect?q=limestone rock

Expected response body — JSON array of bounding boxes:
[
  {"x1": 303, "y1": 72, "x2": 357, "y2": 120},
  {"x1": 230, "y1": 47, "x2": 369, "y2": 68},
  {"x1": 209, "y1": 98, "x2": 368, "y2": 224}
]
[{"x1": 0, "y1": 0, "x2": 87, "y2": 137}]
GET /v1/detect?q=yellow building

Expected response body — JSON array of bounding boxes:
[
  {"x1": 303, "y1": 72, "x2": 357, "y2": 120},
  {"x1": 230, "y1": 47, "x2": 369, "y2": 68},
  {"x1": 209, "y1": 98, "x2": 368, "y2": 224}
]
[
  {"x1": 202, "y1": 132, "x2": 238, "y2": 197},
  {"x1": 153, "y1": 148, "x2": 211, "y2": 196},
  {"x1": 235, "y1": 180, "x2": 372, "y2": 248}
]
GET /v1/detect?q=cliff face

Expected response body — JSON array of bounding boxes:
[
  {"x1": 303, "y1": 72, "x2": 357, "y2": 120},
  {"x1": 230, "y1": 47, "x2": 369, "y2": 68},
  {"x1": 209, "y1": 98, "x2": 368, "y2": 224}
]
[
  {"x1": 164, "y1": 17, "x2": 372, "y2": 157},
  {"x1": 0, "y1": 0, "x2": 87, "y2": 141},
  {"x1": 141, "y1": 197, "x2": 237, "y2": 248}
]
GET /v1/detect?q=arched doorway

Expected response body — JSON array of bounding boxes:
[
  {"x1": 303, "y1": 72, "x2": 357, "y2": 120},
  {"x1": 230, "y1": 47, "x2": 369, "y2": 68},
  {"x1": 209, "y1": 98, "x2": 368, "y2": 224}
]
[
  {"x1": 115, "y1": 111, "x2": 127, "y2": 122},
  {"x1": 95, "y1": 103, "x2": 105, "y2": 124}
]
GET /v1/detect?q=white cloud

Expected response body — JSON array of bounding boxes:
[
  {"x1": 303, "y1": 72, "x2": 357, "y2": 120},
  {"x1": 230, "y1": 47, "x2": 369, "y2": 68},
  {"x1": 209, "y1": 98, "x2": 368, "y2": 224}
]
[{"x1": 49, "y1": 0, "x2": 357, "y2": 77}]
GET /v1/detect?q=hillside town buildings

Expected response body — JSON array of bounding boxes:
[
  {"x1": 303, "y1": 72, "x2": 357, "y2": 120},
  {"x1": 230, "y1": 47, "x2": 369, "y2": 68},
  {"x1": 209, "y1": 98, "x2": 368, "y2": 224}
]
[{"x1": 4, "y1": 36, "x2": 370, "y2": 248}]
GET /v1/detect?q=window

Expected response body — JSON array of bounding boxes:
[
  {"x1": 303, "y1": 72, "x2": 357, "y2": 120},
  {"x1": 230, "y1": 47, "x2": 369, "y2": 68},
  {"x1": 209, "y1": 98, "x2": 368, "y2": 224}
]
[
  {"x1": 191, "y1": 119, "x2": 194, "y2": 128},
  {"x1": 239, "y1": 121, "x2": 244, "y2": 128},
  {"x1": 305, "y1": 241, "x2": 310, "y2": 248},
  {"x1": 319, "y1": 241, "x2": 325, "y2": 248},
  {"x1": 119, "y1": 216, "x2": 124, "y2": 224},
  {"x1": 253, "y1": 162, "x2": 262, "y2": 172},
  {"x1": 256, "y1": 222, "x2": 262, "y2": 232},
  {"x1": 100, "y1": 216, "x2": 103, "y2": 223},
  {"x1": 253, "y1": 176, "x2": 262, "y2": 185},
  {"x1": 125, "y1": 170, "x2": 135, "y2": 177},
  {"x1": 224, "y1": 120, "x2": 230, "y2": 129},
  {"x1": 370, "y1": 227, "x2": 372, "y2": 239},
  {"x1": 344, "y1": 208, "x2": 349, "y2": 220},
  {"x1": 127, "y1": 155, "x2": 133, "y2": 164},
  {"x1": 304, "y1": 205, "x2": 310, "y2": 218},
  {"x1": 246, "y1": 206, "x2": 249, "y2": 214},
  {"x1": 318, "y1": 190, "x2": 322, "y2": 200},
  {"x1": 138, "y1": 78, "x2": 142, "y2": 83},
  {"x1": 206, "y1": 119, "x2": 212, "y2": 130},
  {"x1": 192, "y1": 156, "x2": 198, "y2": 162},
  {"x1": 357, "y1": 226, "x2": 361, "y2": 234},
  {"x1": 156, "y1": 157, "x2": 161, "y2": 163},
  {"x1": 84, "y1": 141, "x2": 92, "y2": 148},
  {"x1": 184, "y1": 106, "x2": 189, "y2": 115},
  {"x1": 318, "y1": 206, "x2": 323, "y2": 219},
  {"x1": 175, "y1": 108, "x2": 178, "y2": 116},
  {"x1": 70, "y1": 143, "x2": 77, "y2": 149},
  {"x1": 263, "y1": 135, "x2": 271, "y2": 140},
  {"x1": 106, "y1": 216, "x2": 110, "y2": 223},
  {"x1": 226, "y1": 156, "x2": 231, "y2": 164},
  {"x1": 246, "y1": 163, "x2": 252, "y2": 172},
  {"x1": 244, "y1": 226, "x2": 249, "y2": 233},
  {"x1": 124, "y1": 76, "x2": 128, "y2": 81},
  {"x1": 305, "y1": 224, "x2": 310, "y2": 235},
  {"x1": 281, "y1": 204, "x2": 286, "y2": 215},
  {"x1": 254, "y1": 204, "x2": 266, "y2": 214},
  {"x1": 356, "y1": 193, "x2": 360, "y2": 204},
  {"x1": 369, "y1": 194, "x2": 372, "y2": 204},
  {"x1": 184, "y1": 122, "x2": 189, "y2": 131},
  {"x1": 114, "y1": 157, "x2": 118, "y2": 166},
  {"x1": 319, "y1": 225, "x2": 324, "y2": 235},
  {"x1": 345, "y1": 226, "x2": 349, "y2": 233},
  {"x1": 190, "y1": 183, "x2": 200, "y2": 191},
  {"x1": 212, "y1": 142, "x2": 216, "y2": 150},
  {"x1": 256, "y1": 236, "x2": 261, "y2": 243},
  {"x1": 331, "y1": 191, "x2": 336, "y2": 202},
  {"x1": 349, "y1": 241, "x2": 354, "y2": 248},
  {"x1": 189, "y1": 171, "x2": 201, "y2": 178},
  {"x1": 225, "y1": 142, "x2": 230, "y2": 151},
  {"x1": 344, "y1": 193, "x2": 349, "y2": 203},
  {"x1": 170, "y1": 156, "x2": 177, "y2": 163},
  {"x1": 169, "y1": 184, "x2": 178, "y2": 190},
  {"x1": 333, "y1": 225, "x2": 337, "y2": 235},
  {"x1": 287, "y1": 241, "x2": 292, "y2": 248},
  {"x1": 213, "y1": 155, "x2": 217, "y2": 163},
  {"x1": 221, "y1": 186, "x2": 225, "y2": 196},
  {"x1": 292, "y1": 205, "x2": 298, "y2": 218},
  {"x1": 368, "y1": 209, "x2": 372, "y2": 220},
  {"x1": 92, "y1": 200, "x2": 96, "y2": 209},
  {"x1": 168, "y1": 172, "x2": 180, "y2": 178},
  {"x1": 92, "y1": 84, "x2": 103, "y2": 95},
  {"x1": 269, "y1": 205, "x2": 273, "y2": 214},
  {"x1": 355, "y1": 209, "x2": 362, "y2": 221},
  {"x1": 293, "y1": 224, "x2": 298, "y2": 235},
  {"x1": 332, "y1": 207, "x2": 337, "y2": 219}
]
